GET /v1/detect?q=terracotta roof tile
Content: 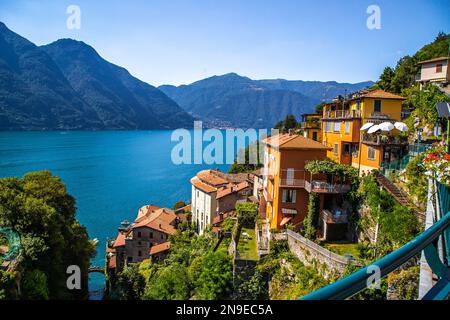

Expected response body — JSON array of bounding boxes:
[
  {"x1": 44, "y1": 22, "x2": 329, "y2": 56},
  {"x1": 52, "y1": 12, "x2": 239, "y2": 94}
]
[
  {"x1": 149, "y1": 241, "x2": 171, "y2": 255},
  {"x1": 216, "y1": 181, "x2": 250, "y2": 199},
  {"x1": 133, "y1": 207, "x2": 177, "y2": 235},
  {"x1": 113, "y1": 232, "x2": 126, "y2": 247},
  {"x1": 358, "y1": 89, "x2": 405, "y2": 100},
  {"x1": 191, "y1": 176, "x2": 217, "y2": 193},
  {"x1": 262, "y1": 133, "x2": 330, "y2": 150},
  {"x1": 197, "y1": 170, "x2": 229, "y2": 186}
]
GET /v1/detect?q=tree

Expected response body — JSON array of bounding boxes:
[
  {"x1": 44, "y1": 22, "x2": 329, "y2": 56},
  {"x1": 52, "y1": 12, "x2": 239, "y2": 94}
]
[
  {"x1": 314, "y1": 103, "x2": 325, "y2": 115},
  {"x1": 0, "y1": 171, "x2": 96, "y2": 299},
  {"x1": 194, "y1": 250, "x2": 233, "y2": 300},
  {"x1": 236, "y1": 202, "x2": 258, "y2": 228},
  {"x1": 116, "y1": 264, "x2": 146, "y2": 300},
  {"x1": 173, "y1": 201, "x2": 186, "y2": 210},
  {"x1": 143, "y1": 264, "x2": 190, "y2": 300},
  {"x1": 376, "y1": 67, "x2": 395, "y2": 92},
  {"x1": 21, "y1": 270, "x2": 49, "y2": 300},
  {"x1": 302, "y1": 192, "x2": 320, "y2": 239},
  {"x1": 229, "y1": 140, "x2": 262, "y2": 174},
  {"x1": 274, "y1": 114, "x2": 299, "y2": 133}
]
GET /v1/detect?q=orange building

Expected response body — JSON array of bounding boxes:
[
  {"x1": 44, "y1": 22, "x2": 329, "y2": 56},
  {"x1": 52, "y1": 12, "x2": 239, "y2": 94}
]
[
  {"x1": 260, "y1": 133, "x2": 351, "y2": 230},
  {"x1": 301, "y1": 113, "x2": 322, "y2": 142},
  {"x1": 321, "y1": 89, "x2": 407, "y2": 173}
]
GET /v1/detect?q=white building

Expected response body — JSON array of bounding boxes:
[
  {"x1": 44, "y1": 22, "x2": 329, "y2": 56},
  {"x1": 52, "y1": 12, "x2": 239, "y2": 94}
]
[
  {"x1": 417, "y1": 57, "x2": 450, "y2": 93},
  {"x1": 191, "y1": 170, "x2": 228, "y2": 234}
]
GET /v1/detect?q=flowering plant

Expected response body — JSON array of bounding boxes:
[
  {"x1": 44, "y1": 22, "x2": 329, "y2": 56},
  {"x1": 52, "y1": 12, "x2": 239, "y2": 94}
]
[{"x1": 422, "y1": 143, "x2": 450, "y2": 186}]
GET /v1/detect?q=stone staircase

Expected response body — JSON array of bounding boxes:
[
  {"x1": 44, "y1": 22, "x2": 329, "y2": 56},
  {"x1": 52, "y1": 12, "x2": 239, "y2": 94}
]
[{"x1": 375, "y1": 172, "x2": 426, "y2": 223}]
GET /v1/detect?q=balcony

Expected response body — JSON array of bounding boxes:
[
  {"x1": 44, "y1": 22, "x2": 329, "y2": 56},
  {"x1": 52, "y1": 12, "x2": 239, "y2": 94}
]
[
  {"x1": 280, "y1": 169, "x2": 351, "y2": 194},
  {"x1": 323, "y1": 110, "x2": 361, "y2": 119},
  {"x1": 321, "y1": 209, "x2": 348, "y2": 224},
  {"x1": 301, "y1": 121, "x2": 321, "y2": 129},
  {"x1": 367, "y1": 112, "x2": 391, "y2": 120},
  {"x1": 305, "y1": 180, "x2": 351, "y2": 194},
  {"x1": 279, "y1": 169, "x2": 306, "y2": 188},
  {"x1": 361, "y1": 134, "x2": 408, "y2": 146}
]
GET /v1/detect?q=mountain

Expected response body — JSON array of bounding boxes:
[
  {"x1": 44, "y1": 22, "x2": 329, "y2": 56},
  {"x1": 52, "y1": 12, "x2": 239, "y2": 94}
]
[
  {"x1": 160, "y1": 73, "x2": 373, "y2": 128},
  {"x1": 0, "y1": 22, "x2": 193, "y2": 130},
  {"x1": 0, "y1": 22, "x2": 102, "y2": 130}
]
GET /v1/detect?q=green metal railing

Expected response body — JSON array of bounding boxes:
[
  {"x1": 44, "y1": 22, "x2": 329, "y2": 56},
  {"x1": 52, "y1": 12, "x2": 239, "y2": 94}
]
[
  {"x1": 380, "y1": 143, "x2": 432, "y2": 178},
  {"x1": 300, "y1": 210, "x2": 450, "y2": 300},
  {"x1": 301, "y1": 182, "x2": 450, "y2": 300}
]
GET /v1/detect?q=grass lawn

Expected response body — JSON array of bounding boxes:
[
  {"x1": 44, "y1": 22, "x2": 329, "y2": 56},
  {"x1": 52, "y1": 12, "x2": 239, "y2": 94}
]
[
  {"x1": 324, "y1": 243, "x2": 360, "y2": 259},
  {"x1": 237, "y1": 228, "x2": 259, "y2": 261}
]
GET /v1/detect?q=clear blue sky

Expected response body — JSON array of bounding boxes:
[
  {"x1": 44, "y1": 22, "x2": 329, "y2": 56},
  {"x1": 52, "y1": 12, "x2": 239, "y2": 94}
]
[{"x1": 0, "y1": 0, "x2": 448, "y2": 86}]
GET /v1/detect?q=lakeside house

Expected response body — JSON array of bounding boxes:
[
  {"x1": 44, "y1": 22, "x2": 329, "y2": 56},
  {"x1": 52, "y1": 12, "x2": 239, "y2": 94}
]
[
  {"x1": 260, "y1": 133, "x2": 352, "y2": 231},
  {"x1": 301, "y1": 113, "x2": 322, "y2": 142},
  {"x1": 417, "y1": 56, "x2": 450, "y2": 94},
  {"x1": 321, "y1": 89, "x2": 407, "y2": 174},
  {"x1": 191, "y1": 169, "x2": 253, "y2": 234},
  {"x1": 107, "y1": 205, "x2": 178, "y2": 274}
]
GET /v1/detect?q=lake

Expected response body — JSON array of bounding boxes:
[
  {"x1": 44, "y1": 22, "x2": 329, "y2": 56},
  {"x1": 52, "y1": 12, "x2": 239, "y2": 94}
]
[{"x1": 0, "y1": 130, "x2": 258, "y2": 299}]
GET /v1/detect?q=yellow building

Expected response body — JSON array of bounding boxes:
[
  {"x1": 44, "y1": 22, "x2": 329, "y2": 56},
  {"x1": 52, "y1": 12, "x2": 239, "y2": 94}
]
[
  {"x1": 321, "y1": 89, "x2": 407, "y2": 174},
  {"x1": 301, "y1": 113, "x2": 322, "y2": 142}
]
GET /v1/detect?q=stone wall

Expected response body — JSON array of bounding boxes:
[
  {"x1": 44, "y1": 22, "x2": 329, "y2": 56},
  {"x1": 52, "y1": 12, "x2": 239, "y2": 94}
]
[{"x1": 286, "y1": 229, "x2": 361, "y2": 278}]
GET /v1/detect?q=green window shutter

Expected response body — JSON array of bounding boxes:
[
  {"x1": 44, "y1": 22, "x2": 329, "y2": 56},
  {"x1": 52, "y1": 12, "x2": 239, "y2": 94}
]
[{"x1": 374, "y1": 100, "x2": 381, "y2": 113}]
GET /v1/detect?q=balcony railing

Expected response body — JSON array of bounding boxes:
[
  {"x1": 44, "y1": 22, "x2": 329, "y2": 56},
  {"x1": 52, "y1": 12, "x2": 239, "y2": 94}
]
[
  {"x1": 301, "y1": 121, "x2": 321, "y2": 129},
  {"x1": 361, "y1": 134, "x2": 408, "y2": 146},
  {"x1": 367, "y1": 112, "x2": 391, "y2": 120},
  {"x1": 321, "y1": 209, "x2": 348, "y2": 224},
  {"x1": 323, "y1": 110, "x2": 361, "y2": 119},
  {"x1": 305, "y1": 180, "x2": 351, "y2": 194},
  {"x1": 279, "y1": 169, "x2": 351, "y2": 194}
]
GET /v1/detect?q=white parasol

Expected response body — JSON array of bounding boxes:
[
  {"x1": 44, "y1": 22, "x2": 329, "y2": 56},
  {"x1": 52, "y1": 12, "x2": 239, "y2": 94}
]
[
  {"x1": 394, "y1": 122, "x2": 409, "y2": 132},
  {"x1": 360, "y1": 123, "x2": 374, "y2": 131},
  {"x1": 367, "y1": 124, "x2": 381, "y2": 134}
]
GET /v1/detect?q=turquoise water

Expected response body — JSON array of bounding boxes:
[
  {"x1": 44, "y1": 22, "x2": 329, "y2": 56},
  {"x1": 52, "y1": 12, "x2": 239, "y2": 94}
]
[{"x1": 0, "y1": 131, "x2": 244, "y2": 299}]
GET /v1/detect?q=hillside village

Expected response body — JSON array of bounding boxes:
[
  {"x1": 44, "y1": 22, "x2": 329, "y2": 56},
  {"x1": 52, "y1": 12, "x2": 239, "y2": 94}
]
[{"x1": 104, "y1": 34, "x2": 450, "y2": 300}]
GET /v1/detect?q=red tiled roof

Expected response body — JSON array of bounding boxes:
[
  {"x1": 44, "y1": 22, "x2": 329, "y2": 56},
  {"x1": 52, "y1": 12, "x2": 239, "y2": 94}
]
[
  {"x1": 358, "y1": 89, "x2": 405, "y2": 100},
  {"x1": 191, "y1": 176, "x2": 217, "y2": 193},
  {"x1": 149, "y1": 241, "x2": 171, "y2": 255},
  {"x1": 262, "y1": 133, "x2": 329, "y2": 150},
  {"x1": 108, "y1": 256, "x2": 116, "y2": 269},
  {"x1": 216, "y1": 181, "x2": 250, "y2": 199},
  {"x1": 197, "y1": 170, "x2": 229, "y2": 186},
  {"x1": 418, "y1": 56, "x2": 449, "y2": 64},
  {"x1": 113, "y1": 232, "x2": 126, "y2": 248},
  {"x1": 133, "y1": 207, "x2": 177, "y2": 235}
]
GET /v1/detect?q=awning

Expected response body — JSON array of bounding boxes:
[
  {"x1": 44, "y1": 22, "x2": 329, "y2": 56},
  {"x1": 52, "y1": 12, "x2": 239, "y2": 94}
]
[
  {"x1": 360, "y1": 122, "x2": 374, "y2": 131},
  {"x1": 281, "y1": 208, "x2": 298, "y2": 215},
  {"x1": 280, "y1": 216, "x2": 292, "y2": 226}
]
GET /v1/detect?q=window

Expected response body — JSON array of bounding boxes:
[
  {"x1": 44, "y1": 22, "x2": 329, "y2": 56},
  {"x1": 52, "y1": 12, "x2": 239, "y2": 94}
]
[
  {"x1": 436, "y1": 64, "x2": 442, "y2": 73},
  {"x1": 367, "y1": 146, "x2": 376, "y2": 160},
  {"x1": 282, "y1": 190, "x2": 296, "y2": 203},
  {"x1": 374, "y1": 100, "x2": 381, "y2": 113},
  {"x1": 137, "y1": 231, "x2": 142, "y2": 238},
  {"x1": 138, "y1": 250, "x2": 142, "y2": 257},
  {"x1": 356, "y1": 101, "x2": 361, "y2": 110},
  {"x1": 286, "y1": 168, "x2": 294, "y2": 185},
  {"x1": 333, "y1": 121, "x2": 340, "y2": 132},
  {"x1": 161, "y1": 234, "x2": 164, "y2": 239},
  {"x1": 149, "y1": 232, "x2": 153, "y2": 239},
  {"x1": 127, "y1": 257, "x2": 133, "y2": 263},
  {"x1": 334, "y1": 143, "x2": 339, "y2": 155},
  {"x1": 343, "y1": 143, "x2": 351, "y2": 155},
  {"x1": 312, "y1": 131, "x2": 318, "y2": 141},
  {"x1": 197, "y1": 190, "x2": 199, "y2": 198},
  {"x1": 345, "y1": 121, "x2": 350, "y2": 134}
]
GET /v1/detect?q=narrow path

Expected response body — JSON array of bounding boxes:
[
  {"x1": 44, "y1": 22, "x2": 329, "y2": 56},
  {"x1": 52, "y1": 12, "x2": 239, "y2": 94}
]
[{"x1": 375, "y1": 172, "x2": 426, "y2": 223}]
